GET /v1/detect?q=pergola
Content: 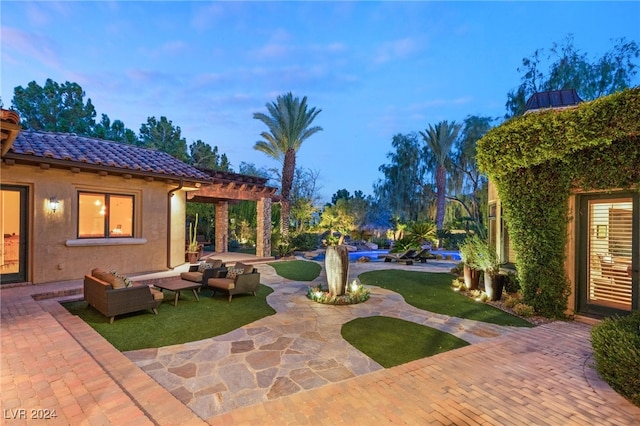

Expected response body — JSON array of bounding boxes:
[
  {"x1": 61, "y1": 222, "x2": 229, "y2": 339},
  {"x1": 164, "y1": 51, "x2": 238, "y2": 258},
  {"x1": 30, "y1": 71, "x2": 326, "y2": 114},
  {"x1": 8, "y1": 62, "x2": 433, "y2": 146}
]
[{"x1": 187, "y1": 169, "x2": 279, "y2": 258}]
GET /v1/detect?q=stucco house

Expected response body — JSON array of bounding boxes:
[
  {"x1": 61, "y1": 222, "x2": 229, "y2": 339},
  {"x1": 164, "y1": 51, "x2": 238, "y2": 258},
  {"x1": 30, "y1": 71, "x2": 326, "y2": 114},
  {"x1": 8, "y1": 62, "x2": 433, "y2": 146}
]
[
  {"x1": 479, "y1": 88, "x2": 639, "y2": 319},
  {"x1": 1, "y1": 109, "x2": 277, "y2": 285}
]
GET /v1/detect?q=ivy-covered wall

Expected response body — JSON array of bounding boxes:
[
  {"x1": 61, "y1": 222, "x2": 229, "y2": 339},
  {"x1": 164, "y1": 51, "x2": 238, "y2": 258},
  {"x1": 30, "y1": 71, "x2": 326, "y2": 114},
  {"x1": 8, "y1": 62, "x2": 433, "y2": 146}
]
[{"x1": 477, "y1": 88, "x2": 640, "y2": 317}]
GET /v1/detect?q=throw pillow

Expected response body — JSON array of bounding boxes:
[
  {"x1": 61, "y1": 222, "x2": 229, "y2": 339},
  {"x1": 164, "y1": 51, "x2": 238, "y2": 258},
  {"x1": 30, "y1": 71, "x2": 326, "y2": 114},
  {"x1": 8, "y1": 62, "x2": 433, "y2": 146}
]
[
  {"x1": 110, "y1": 270, "x2": 133, "y2": 288},
  {"x1": 197, "y1": 262, "x2": 214, "y2": 272},
  {"x1": 205, "y1": 258, "x2": 223, "y2": 268},
  {"x1": 235, "y1": 262, "x2": 255, "y2": 274},
  {"x1": 226, "y1": 268, "x2": 244, "y2": 280}
]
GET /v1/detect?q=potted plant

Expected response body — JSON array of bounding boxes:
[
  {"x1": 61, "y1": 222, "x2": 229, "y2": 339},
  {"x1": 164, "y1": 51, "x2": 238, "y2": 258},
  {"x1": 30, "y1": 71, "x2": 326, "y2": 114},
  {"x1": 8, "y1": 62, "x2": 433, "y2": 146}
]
[
  {"x1": 318, "y1": 201, "x2": 354, "y2": 296},
  {"x1": 458, "y1": 235, "x2": 481, "y2": 290},
  {"x1": 186, "y1": 213, "x2": 200, "y2": 264},
  {"x1": 470, "y1": 237, "x2": 505, "y2": 301}
]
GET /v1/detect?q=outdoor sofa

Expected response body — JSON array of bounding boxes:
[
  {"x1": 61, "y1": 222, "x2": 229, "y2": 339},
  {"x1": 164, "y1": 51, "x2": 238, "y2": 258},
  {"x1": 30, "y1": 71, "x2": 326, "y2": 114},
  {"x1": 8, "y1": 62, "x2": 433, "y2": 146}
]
[
  {"x1": 84, "y1": 268, "x2": 163, "y2": 323},
  {"x1": 207, "y1": 261, "x2": 260, "y2": 301},
  {"x1": 180, "y1": 258, "x2": 227, "y2": 288}
]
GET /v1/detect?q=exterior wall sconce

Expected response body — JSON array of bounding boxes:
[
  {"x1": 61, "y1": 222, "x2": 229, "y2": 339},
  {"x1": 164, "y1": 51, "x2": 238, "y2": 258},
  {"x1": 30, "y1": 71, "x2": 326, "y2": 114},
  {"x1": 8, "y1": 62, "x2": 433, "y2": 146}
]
[{"x1": 49, "y1": 197, "x2": 60, "y2": 213}]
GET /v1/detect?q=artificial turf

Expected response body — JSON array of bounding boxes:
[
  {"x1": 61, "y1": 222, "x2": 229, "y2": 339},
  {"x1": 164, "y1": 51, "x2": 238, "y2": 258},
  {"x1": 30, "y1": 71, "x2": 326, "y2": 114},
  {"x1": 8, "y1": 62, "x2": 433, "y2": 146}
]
[
  {"x1": 268, "y1": 259, "x2": 321, "y2": 281},
  {"x1": 62, "y1": 284, "x2": 275, "y2": 351},
  {"x1": 358, "y1": 269, "x2": 533, "y2": 327},
  {"x1": 341, "y1": 316, "x2": 469, "y2": 367}
]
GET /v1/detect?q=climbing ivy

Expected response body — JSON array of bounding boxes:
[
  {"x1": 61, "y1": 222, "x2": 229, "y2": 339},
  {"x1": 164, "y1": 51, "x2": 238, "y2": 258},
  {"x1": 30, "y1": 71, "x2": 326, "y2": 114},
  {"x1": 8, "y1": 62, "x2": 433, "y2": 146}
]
[{"x1": 477, "y1": 88, "x2": 640, "y2": 318}]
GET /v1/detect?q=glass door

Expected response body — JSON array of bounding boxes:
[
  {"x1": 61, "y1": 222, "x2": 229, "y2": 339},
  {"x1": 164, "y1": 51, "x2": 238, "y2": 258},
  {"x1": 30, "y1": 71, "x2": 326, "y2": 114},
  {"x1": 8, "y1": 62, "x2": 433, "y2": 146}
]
[
  {"x1": 578, "y1": 193, "x2": 638, "y2": 316},
  {"x1": 1, "y1": 185, "x2": 28, "y2": 283}
]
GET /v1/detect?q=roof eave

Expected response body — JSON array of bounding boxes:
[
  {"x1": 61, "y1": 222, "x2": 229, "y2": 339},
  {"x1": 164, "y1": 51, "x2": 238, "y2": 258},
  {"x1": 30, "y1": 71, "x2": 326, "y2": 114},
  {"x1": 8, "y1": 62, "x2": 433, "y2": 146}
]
[{"x1": 2, "y1": 153, "x2": 212, "y2": 187}]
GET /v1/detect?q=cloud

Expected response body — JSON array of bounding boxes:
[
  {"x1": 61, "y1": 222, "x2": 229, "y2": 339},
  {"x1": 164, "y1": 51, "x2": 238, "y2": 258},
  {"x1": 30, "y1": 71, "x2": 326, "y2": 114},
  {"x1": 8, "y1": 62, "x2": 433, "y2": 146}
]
[
  {"x1": 0, "y1": 27, "x2": 60, "y2": 69},
  {"x1": 373, "y1": 37, "x2": 421, "y2": 64},
  {"x1": 143, "y1": 40, "x2": 190, "y2": 57}
]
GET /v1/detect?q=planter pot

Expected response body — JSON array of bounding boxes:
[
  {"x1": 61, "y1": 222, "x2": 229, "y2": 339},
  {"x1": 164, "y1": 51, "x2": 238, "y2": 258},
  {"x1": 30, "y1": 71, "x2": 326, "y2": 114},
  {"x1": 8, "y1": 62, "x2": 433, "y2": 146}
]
[
  {"x1": 325, "y1": 245, "x2": 350, "y2": 296},
  {"x1": 463, "y1": 264, "x2": 480, "y2": 290},
  {"x1": 186, "y1": 252, "x2": 199, "y2": 264},
  {"x1": 483, "y1": 272, "x2": 505, "y2": 301}
]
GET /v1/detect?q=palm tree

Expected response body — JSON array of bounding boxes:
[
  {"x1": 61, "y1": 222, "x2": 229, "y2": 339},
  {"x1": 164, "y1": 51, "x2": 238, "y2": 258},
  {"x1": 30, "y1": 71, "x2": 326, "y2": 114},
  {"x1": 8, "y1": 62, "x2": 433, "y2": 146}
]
[
  {"x1": 253, "y1": 93, "x2": 322, "y2": 240},
  {"x1": 420, "y1": 121, "x2": 461, "y2": 243}
]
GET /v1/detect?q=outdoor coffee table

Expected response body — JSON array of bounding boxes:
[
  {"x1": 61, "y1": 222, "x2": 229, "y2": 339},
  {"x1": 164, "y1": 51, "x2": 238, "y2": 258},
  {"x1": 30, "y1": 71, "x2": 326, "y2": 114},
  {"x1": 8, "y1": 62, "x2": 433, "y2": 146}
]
[{"x1": 153, "y1": 280, "x2": 200, "y2": 306}]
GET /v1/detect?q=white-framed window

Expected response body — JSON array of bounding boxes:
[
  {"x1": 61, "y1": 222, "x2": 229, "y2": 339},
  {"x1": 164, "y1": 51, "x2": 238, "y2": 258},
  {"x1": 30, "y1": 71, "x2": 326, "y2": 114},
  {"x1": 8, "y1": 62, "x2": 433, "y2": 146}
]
[{"x1": 78, "y1": 192, "x2": 134, "y2": 238}]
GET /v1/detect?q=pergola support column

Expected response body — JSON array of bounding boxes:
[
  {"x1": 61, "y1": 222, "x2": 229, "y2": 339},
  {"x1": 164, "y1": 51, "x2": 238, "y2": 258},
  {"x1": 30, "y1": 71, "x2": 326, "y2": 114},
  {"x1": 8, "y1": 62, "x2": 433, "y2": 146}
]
[
  {"x1": 215, "y1": 201, "x2": 229, "y2": 253},
  {"x1": 256, "y1": 197, "x2": 272, "y2": 258}
]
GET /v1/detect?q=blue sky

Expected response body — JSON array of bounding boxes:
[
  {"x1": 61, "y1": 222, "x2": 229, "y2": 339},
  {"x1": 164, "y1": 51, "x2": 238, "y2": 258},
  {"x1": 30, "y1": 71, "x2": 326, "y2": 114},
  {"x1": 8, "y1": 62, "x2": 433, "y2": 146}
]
[{"x1": 2, "y1": 1, "x2": 639, "y2": 202}]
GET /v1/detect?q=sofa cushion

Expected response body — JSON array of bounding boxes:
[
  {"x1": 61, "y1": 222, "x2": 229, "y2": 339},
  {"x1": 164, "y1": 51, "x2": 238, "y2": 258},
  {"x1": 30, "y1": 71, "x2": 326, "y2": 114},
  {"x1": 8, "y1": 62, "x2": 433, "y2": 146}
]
[
  {"x1": 92, "y1": 269, "x2": 117, "y2": 286},
  {"x1": 180, "y1": 271, "x2": 203, "y2": 283},
  {"x1": 234, "y1": 262, "x2": 254, "y2": 274},
  {"x1": 150, "y1": 287, "x2": 164, "y2": 300},
  {"x1": 208, "y1": 278, "x2": 235, "y2": 290},
  {"x1": 205, "y1": 258, "x2": 223, "y2": 268}
]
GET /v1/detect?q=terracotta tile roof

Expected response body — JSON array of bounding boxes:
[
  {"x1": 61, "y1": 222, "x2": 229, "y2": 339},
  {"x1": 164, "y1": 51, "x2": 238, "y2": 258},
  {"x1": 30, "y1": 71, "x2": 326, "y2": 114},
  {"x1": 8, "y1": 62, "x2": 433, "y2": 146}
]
[{"x1": 8, "y1": 130, "x2": 212, "y2": 181}]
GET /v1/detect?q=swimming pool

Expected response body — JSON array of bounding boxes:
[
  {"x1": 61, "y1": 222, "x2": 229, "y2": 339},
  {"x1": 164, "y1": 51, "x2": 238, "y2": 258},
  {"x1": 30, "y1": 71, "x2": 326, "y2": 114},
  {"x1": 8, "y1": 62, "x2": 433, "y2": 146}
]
[
  {"x1": 310, "y1": 250, "x2": 390, "y2": 262},
  {"x1": 310, "y1": 249, "x2": 461, "y2": 262}
]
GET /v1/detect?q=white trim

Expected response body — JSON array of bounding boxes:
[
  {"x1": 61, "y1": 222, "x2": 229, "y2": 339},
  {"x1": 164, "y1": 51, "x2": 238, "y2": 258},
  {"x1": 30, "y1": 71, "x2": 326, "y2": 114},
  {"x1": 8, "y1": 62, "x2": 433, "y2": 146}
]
[{"x1": 65, "y1": 238, "x2": 147, "y2": 247}]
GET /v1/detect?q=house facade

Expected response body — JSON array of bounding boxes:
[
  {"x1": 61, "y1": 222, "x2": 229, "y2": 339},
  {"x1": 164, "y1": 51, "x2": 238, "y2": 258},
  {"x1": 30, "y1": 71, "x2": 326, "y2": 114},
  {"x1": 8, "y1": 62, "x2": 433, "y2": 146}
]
[
  {"x1": 1, "y1": 111, "x2": 277, "y2": 285},
  {"x1": 483, "y1": 89, "x2": 639, "y2": 318}
]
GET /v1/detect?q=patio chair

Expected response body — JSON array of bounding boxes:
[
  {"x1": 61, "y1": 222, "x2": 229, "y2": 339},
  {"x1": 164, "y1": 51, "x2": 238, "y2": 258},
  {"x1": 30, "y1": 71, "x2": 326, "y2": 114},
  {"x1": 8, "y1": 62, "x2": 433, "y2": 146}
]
[
  {"x1": 207, "y1": 262, "x2": 261, "y2": 302},
  {"x1": 409, "y1": 248, "x2": 433, "y2": 263},
  {"x1": 180, "y1": 258, "x2": 227, "y2": 289},
  {"x1": 383, "y1": 249, "x2": 416, "y2": 265}
]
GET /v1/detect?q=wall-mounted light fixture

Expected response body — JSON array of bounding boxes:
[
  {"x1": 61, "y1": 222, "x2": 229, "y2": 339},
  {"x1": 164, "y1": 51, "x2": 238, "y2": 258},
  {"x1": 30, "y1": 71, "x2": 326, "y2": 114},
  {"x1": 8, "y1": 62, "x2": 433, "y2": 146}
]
[{"x1": 49, "y1": 197, "x2": 60, "y2": 213}]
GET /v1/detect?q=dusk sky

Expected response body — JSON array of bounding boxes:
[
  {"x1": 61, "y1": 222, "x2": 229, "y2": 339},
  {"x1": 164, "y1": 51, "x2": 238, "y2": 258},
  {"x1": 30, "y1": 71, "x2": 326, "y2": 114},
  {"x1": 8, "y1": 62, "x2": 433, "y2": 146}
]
[{"x1": 2, "y1": 1, "x2": 639, "y2": 202}]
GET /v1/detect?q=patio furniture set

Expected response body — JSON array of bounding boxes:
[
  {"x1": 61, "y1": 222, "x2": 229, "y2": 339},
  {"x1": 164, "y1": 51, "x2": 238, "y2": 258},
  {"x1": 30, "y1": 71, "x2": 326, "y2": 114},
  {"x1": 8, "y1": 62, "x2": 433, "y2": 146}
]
[
  {"x1": 83, "y1": 258, "x2": 261, "y2": 323},
  {"x1": 382, "y1": 248, "x2": 433, "y2": 265}
]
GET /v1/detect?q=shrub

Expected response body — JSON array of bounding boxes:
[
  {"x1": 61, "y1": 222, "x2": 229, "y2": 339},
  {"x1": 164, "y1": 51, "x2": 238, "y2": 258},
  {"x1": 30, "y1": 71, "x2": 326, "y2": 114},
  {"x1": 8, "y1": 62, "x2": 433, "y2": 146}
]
[
  {"x1": 450, "y1": 262, "x2": 464, "y2": 275},
  {"x1": 504, "y1": 293, "x2": 522, "y2": 309},
  {"x1": 371, "y1": 237, "x2": 391, "y2": 249},
  {"x1": 503, "y1": 271, "x2": 521, "y2": 294},
  {"x1": 228, "y1": 239, "x2": 240, "y2": 251},
  {"x1": 591, "y1": 311, "x2": 640, "y2": 406},
  {"x1": 512, "y1": 303, "x2": 535, "y2": 317},
  {"x1": 291, "y1": 232, "x2": 319, "y2": 251}
]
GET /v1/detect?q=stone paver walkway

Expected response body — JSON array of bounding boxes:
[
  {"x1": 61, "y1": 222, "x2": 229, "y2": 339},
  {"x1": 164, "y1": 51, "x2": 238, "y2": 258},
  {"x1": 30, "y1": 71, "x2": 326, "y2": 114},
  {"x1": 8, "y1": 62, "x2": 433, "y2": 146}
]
[
  {"x1": 126, "y1": 262, "x2": 516, "y2": 420},
  {"x1": 1, "y1": 258, "x2": 639, "y2": 425}
]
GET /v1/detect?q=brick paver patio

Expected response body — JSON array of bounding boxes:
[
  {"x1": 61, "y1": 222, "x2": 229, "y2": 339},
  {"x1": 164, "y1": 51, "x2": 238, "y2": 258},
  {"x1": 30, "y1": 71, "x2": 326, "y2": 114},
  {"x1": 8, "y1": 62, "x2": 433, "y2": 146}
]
[{"x1": 1, "y1": 258, "x2": 639, "y2": 425}]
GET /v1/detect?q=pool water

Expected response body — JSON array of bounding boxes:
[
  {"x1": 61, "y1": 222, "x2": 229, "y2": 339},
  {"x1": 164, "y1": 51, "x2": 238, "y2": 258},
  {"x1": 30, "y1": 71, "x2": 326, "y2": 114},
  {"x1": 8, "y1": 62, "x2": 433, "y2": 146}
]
[
  {"x1": 310, "y1": 249, "x2": 461, "y2": 262},
  {"x1": 311, "y1": 250, "x2": 389, "y2": 262}
]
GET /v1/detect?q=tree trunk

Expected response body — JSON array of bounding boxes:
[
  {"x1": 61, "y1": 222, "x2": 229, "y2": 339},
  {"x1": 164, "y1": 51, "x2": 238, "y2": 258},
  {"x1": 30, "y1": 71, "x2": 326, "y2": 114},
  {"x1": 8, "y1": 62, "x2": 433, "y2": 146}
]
[
  {"x1": 280, "y1": 149, "x2": 296, "y2": 241},
  {"x1": 435, "y1": 165, "x2": 446, "y2": 247},
  {"x1": 326, "y1": 245, "x2": 349, "y2": 296}
]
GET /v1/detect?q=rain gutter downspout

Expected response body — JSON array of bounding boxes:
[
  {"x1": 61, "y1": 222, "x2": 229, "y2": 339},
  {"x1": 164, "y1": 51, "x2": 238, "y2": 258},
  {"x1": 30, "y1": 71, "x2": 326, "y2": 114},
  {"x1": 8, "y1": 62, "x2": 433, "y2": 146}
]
[{"x1": 167, "y1": 179, "x2": 184, "y2": 269}]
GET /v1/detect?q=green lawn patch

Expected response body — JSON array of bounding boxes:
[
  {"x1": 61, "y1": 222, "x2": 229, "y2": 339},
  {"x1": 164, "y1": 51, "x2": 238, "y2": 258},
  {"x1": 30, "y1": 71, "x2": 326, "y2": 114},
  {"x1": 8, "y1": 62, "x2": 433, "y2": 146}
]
[
  {"x1": 359, "y1": 270, "x2": 533, "y2": 327},
  {"x1": 62, "y1": 285, "x2": 275, "y2": 351},
  {"x1": 268, "y1": 259, "x2": 321, "y2": 281},
  {"x1": 342, "y1": 316, "x2": 469, "y2": 368}
]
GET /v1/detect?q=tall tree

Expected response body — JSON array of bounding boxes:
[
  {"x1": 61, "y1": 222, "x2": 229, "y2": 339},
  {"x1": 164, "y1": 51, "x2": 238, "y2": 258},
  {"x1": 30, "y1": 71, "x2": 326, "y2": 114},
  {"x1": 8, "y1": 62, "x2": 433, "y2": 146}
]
[
  {"x1": 93, "y1": 114, "x2": 138, "y2": 144},
  {"x1": 188, "y1": 140, "x2": 230, "y2": 170},
  {"x1": 449, "y1": 115, "x2": 494, "y2": 236},
  {"x1": 12, "y1": 79, "x2": 96, "y2": 135},
  {"x1": 138, "y1": 116, "x2": 188, "y2": 161},
  {"x1": 420, "y1": 121, "x2": 461, "y2": 237},
  {"x1": 374, "y1": 133, "x2": 430, "y2": 222},
  {"x1": 253, "y1": 92, "x2": 323, "y2": 240},
  {"x1": 506, "y1": 35, "x2": 639, "y2": 117}
]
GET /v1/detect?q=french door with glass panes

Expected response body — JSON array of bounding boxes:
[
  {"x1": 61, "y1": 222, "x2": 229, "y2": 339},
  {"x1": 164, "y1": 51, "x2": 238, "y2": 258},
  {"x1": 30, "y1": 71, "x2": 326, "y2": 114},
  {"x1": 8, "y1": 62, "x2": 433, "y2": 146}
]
[
  {"x1": 578, "y1": 192, "x2": 639, "y2": 317},
  {"x1": 1, "y1": 185, "x2": 28, "y2": 283}
]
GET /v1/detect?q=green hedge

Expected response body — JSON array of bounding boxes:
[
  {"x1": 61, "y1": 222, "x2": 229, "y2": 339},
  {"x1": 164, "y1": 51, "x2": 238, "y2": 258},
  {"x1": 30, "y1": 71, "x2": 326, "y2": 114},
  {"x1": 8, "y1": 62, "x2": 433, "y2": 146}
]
[
  {"x1": 591, "y1": 311, "x2": 640, "y2": 406},
  {"x1": 477, "y1": 88, "x2": 640, "y2": 317}
]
